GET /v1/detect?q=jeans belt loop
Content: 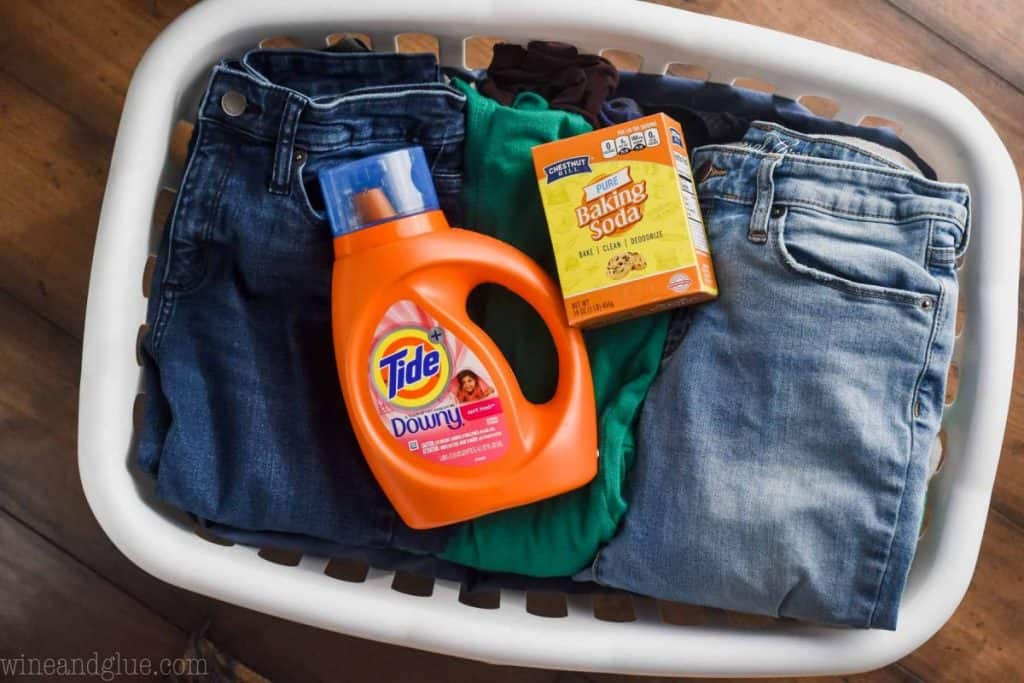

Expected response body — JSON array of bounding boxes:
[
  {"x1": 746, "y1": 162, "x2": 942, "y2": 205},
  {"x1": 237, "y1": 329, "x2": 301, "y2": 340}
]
[
  {"x1": 269, "y1": 91, "x2": 308, "y2": 195},
  {"x1": 748, "y1": 154, "x2": 783, "y2": 243},
  {"x1": 955, "y1": 193, "x2": 972, "y2": 269}
]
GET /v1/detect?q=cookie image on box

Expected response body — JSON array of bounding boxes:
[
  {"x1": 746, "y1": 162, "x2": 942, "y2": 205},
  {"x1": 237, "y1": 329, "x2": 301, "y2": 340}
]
[
  {"x1": 627, "y1": 251, "x2": 647, "y2": 271},
  {"x1": 606, "y1": 254, "x2": 633, "y2": 280}
]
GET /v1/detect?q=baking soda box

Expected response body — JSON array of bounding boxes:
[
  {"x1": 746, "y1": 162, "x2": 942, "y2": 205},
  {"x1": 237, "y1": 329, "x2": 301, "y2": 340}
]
[{"x1": 532, "y1": 113, "x2": 717, "y2": 327}]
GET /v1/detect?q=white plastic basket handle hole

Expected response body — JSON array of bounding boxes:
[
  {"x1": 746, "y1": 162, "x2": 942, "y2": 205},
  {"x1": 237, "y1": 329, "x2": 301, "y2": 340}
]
[
  {"x1": 391, "y1": 571, "x2": 435, "y2": 597},
  {"x1": 731, "y1": 77, "x2": 777, "y2": 94},
  {"x1": 135, "y1": 325, "x2": 149, "y2": 366},
  {"x1": 259, "y1": 36, "x2": 303, "y2": 49},
  {"x1": 326, "y1": 32, "x2": 373, "y2": 49},
  {"x1": 394, "y1": 33, "x2": 438, "y2": 57},
  {"x1": 193, "y1": 524, "x2": 234, "y2": 547},
  {"x1": 658, "y1": 600, "x2": 706, "y2": 625},
  {"x1": 600, "y1": 48, "x2": 643, "y2": 72},
  {"x1": 257, "y1": 547, "x2": 302, "y2": 566},
  {"x1": 142, "y1": 255, "x2": 157, "y2": 298},
  {"x1": 664, "y1": 63, "x2": 710, "y2": 80},
  {"x1": 458, "y1": 587, "x2": 501, "y2": 609},
  {"x1": 463, "y1": 36, "x2": 505, "y2": 70},
  {"x1": 797, "y1": 95, "x2": 841, "y2": 119},
  {"x1": 857, "y1": 115, "x2": 905, "y2": 134},
  {"x1": 592, "y1": 592, "x2": 637, "y2": 622},
  {"x1": 525, "y1": 591, "x2": 568, "y2": 618},
  {"x1": 324, "y1": 558, "x2": 371, "y2": 583},
  {"x1": 945, "y1": 362, "x2": 960, "y2": 405}
]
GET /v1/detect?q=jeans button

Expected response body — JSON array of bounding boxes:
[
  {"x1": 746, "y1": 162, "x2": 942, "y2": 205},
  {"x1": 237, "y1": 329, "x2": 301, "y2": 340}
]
[
  {"x1": 770, "y1": 205, "x2": 786, "y2": 219},
  {"x1": 221, "y1": 90, "x2": 247, "y2": 117}
]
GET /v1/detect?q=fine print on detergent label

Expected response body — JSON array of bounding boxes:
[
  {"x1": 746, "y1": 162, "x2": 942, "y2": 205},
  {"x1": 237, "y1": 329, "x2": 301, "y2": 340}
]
[
  {"x1": 368, "y1": 299, "x2": 508, "y2": 466},
  {"x1": 532, "y1": 113, "x2": 718, "y2": 327}
]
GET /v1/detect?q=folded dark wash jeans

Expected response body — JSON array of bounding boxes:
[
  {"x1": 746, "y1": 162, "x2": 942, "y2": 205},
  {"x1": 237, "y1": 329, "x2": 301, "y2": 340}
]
[
  {"x1": 613, "y1": 71, "x2": 937, "y2": 179},
  {"x1": 138, "y1": 49, "x2": 466, "y2": 554},
  {"x1": 584, "y1": 122, "x2": 969, "y2": 629}
]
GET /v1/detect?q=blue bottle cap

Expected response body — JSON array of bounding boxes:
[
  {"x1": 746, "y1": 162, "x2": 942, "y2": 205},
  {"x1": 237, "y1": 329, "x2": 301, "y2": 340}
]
[{"x1": 318, "y1": 146, "x2": 440, "y2": 237}]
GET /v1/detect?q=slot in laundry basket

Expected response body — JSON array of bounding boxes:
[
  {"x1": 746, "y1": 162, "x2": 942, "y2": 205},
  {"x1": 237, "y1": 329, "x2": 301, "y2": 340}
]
[{"x1": 79, "y1": 0, "x2": 1020, "y2": 676}]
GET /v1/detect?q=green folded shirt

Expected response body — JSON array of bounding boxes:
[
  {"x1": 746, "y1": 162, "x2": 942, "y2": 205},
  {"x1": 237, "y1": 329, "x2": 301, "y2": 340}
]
[{"x1": 440, "y1": 80, "x2": 670, "y2": 576}]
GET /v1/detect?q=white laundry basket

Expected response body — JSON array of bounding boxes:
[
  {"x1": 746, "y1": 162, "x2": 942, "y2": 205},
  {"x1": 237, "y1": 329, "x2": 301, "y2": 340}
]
[{"x1": 79, "y1": 0, "x2": 1021, "y2": 676}]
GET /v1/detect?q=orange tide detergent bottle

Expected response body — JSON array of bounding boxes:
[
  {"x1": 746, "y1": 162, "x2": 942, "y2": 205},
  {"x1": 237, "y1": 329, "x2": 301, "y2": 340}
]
[{"x1": 319, "y1": 147, "x2": 598, "y2": 529}]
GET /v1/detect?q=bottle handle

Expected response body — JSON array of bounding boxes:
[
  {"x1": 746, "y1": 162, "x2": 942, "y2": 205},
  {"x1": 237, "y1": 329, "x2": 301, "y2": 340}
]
[{"x1": 405, "y1": 230, "x2": 594, "y2": 455}]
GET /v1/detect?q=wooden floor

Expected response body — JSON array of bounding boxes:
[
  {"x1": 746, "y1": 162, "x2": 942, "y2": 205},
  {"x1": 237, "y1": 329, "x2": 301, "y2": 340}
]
[{"x1": 1, "y1": 0, "x2": 1021, "y2": 680}]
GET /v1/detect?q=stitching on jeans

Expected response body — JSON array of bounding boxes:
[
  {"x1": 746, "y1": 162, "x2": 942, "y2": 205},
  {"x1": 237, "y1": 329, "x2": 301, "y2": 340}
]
[
  {"x1": 749, "y1": 154, "x2": 780, "y2": 241},
  {"x1": 708, "y1": 146, "x2": 910, "y2": 178},
  {"x1": 924, "y1": 218, "x2": 959, "y2": 270},
  {"x1": 770, "y1": 136, "x2": 794, "y2": 155},
  {"x1": 310, "y1": 135, "x2": 466, "y2": 153},
  {"x1": 298, "y1": 111, "x2": 460, "y2": 128},
  {"x1": 270, "y1": 93, "x2": 302, "y2": 194},
  {"x1": 152, "y1": 116, "x2": 210, "y2": 352},
  {"x1": 312, "y1": 88, "x2": 467, "y2": 108},
  {"x1": 868, "y1": 278, "x2": 945, "y2": 626},
  {"x1": 698, "y1": 191, "x2": 755, "y2": 205},
  {"x1": 213, "y1": 59, "x2": 466, "y2": 109},
  {"x1": 772, "y1": 209, "x2": 931, "y2": 305},
  {"x1": 232, "y1": 73, "x2": 465, "y2": 107},
  {"x1": 161, "y1": 113, "x2": 209, "y2": 285},
  {"x1": 428, "y1": 119, "x2": 456, "y2": 174},
  {"x1": 293, "y1": 157, "x2": 329, "y2": 229},
  {"x1": 751, "y1": 121, "x2": 906, "y2": 171},
  {"x1": 784, "y1": 204, "x2": 964, "y2": 226},
  {"x1": 270, "y1": 95, "x2": 292, "y2": 192},
  {"x1": 923, "y1": 217, "x2": 937, "y2": 268},
  {"x1": 694, "y1": 145, "x2": 969, "y2": 194},
  {"x1": 241, "y1": 49, "x2": 434, "y2": 65},
  {"x1": 151, "y1": 292, "x2": 176, "y2": 354},
  {"x1": 779, "y1": 254, "x2": 923, "y2": 304},
  {"x1": 200, "y1": 117, "x2": 464, "y2": 153},
  {"x1": 779, "y1": 198, "x2": 965, "y2": 224},
  {"x1": 696, "y1": 193, "x2": 966, "y2": 237},
  {"x1": 155, "y1": 127, "x2": 237, "y2": 352},
  {"x1": 167, "y1": 145, "x2": 234, "y2": 293},
  {"x1": 201, "y1": 148, "x2": 235, "y2": 244},
  {"x1": 928, "y1": 246, "x2": 956, "y2": 266}
]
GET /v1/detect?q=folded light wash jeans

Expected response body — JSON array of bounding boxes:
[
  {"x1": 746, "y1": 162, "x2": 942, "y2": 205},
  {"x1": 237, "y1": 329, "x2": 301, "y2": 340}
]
[
  {"x1": 137, "y1": 50, "x2": 466, "y2": 554},
  {"x1": 585, "y1": 122, "x2": 969, "y2": 629}
]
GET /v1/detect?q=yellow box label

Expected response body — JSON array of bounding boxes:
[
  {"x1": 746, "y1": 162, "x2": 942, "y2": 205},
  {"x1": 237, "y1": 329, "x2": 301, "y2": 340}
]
[
  {"x1": 532, "y1": 113, "x2": 718, "y2": 327},
  {"x1": 540, "y1": 160, "x2": 696, "y2": 296}
]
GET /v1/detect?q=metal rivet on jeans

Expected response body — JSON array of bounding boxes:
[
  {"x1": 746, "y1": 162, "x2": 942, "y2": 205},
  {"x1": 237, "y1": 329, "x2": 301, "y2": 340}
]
[
  {"x1": 920, "y1": 298, "x2": 933, "y2": 310},
  {"x1": 220, "y1": 90, "x2": 247, "y2": 117},
  {"x1": 770, "y1": 205, "x2": 786, "y2": 219},
  {"x1": 293, "y1": 150, "x2": 306, "y2": 163}
]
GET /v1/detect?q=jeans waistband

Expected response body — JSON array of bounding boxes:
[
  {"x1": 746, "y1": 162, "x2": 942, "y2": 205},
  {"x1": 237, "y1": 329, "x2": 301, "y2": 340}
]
[
  {"x1": 198, "y1": 50, "x2": 466, "y2": 153},
  {"x1": 743, "y1": 121, "x2": 911, "y2": 172},
  {"x1": 241, "y1": 49, "x2": 441, "y2": 92},
  {"x1": 693, "y1": 141, "x2": 971, "y2": 257}
]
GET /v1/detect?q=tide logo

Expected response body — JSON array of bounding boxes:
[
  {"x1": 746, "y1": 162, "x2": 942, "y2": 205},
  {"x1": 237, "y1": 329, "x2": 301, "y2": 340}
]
[{"x1": 370, "y1": 326, "x2": 451, "y2": 409}]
